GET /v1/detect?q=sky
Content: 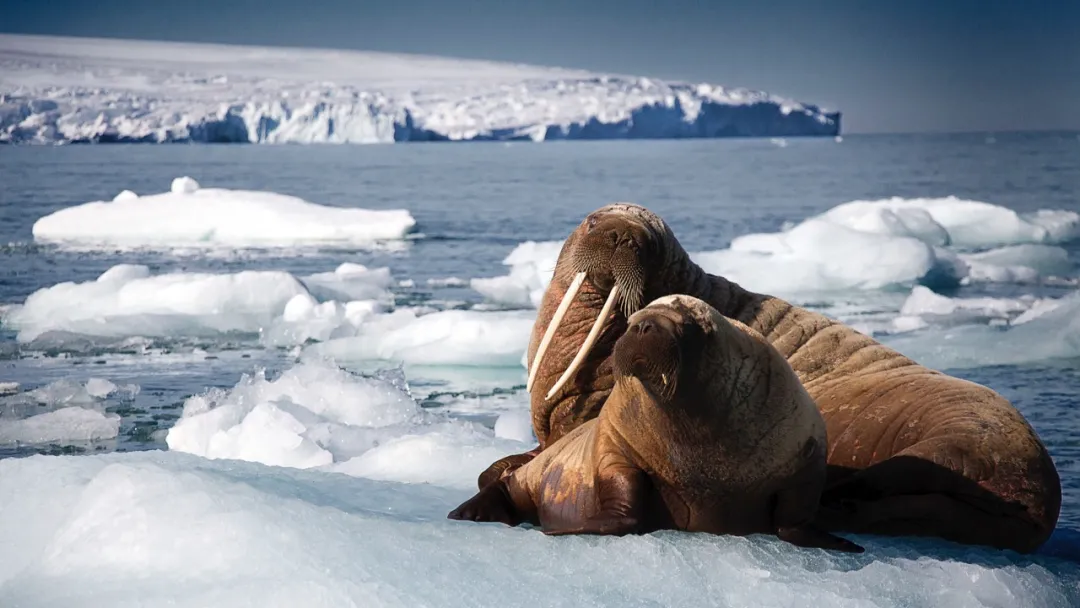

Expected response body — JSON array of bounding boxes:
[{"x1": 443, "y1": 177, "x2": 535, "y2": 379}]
[{"x1": 3, "y1": 0, "x2": 1078, "y2": 134}]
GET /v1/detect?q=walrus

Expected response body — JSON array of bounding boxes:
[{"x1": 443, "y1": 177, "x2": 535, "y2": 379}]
[
  {"x1": 452, "y1": 294, "x2": 864, "y2": 553},
  {"x1": 481, "y1": 203, "x2": 1061, "y2": 554}
]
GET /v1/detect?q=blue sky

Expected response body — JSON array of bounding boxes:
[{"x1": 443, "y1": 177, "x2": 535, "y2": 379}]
[{"x1": 3, "y1": 0, "x2": 1078, "y2": 133}]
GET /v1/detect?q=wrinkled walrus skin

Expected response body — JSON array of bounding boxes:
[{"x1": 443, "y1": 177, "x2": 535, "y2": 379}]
[
  {"x1": 452, "y1": 295, "x2": 863, "y2": 554},
  {"x1": 480, "y1": 203, "x2": 1061, "y2": 554}
]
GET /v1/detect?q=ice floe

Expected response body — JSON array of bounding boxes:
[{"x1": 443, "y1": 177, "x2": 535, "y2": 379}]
[
  {"x1": 165, "y1": 359, "x2": 529, "y2": 488},
  {"x1": 0, "y1": 377, "x2": 138, "y2": 446},
  {"x1": 31, "y1": 177, "x2": 417, "y2": 250}
]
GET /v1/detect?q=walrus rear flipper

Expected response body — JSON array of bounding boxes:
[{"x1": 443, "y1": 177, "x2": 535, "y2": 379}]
[
  {"x1": 776, "y1": 525, "x2": 864, "y2": 553},
  {"x1": 817, "y1": 441, "x2": 1058, "y2": 554},
  {"x1": 448, "y1": 480, "x2": 525, "y2": 527}
]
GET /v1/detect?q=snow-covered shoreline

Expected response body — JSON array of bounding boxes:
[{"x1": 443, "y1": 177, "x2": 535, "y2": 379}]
[{"x1": 0, "y1": 33, "x2": 841, "y2": 145}]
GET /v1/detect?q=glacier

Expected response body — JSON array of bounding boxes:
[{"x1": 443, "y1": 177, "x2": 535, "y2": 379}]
[{"x1": 0, "y1": 34, "x2": 840, "y2": 145}]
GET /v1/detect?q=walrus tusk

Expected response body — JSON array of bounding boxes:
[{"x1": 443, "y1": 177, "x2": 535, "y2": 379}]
[
  {"x1": 527, "y1": 271, "x2": 586, "y2": 393},
  {"x1": 545, "y1": 283, "x2": 620, "y2": 400}
]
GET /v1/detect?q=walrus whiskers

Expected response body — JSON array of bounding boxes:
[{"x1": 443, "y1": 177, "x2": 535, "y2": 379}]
[
  {"x1": 526, "y1": 271, "x2": 586, "y2": 393},
  {"x1": 544, "y1": 283, "x2": 620, "y2": 400}
]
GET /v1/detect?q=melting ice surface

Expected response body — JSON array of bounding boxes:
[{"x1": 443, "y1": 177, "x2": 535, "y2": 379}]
[{"x1": 4, "y1": 161, "x2": 1080, "y2": 606}]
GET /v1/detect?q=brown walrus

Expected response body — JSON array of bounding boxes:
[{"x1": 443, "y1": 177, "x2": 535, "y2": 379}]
[
  {"x1": 452, "y1": 294, "x2": 864, "y2": 553},
  {"x1": 481, "y1": 203, "x2": 1061, "y2": 554}
]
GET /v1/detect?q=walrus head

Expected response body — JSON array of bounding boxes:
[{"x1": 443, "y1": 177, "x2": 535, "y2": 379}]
[
  {"x1": 527, "y1": 203, "x2": 689, "y2": 401},
  {"x1": 611, "y1": 294, "x2": 714, "y2": 403}
]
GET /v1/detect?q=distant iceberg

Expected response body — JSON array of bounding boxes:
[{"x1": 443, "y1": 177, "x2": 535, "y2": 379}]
[{"x1": 0, "y1": 34, "x2": 840, "y2": 145}]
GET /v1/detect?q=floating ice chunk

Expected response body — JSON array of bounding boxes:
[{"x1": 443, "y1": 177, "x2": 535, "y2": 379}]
[
  {"x1": 0, "y1": 383, "x2": 18, "y2": 396},
  {"x1": 112, "y1": 189, "x2": 137, "y2": 201},
  {"x1": 887, "y1": 315, "x2": 931, "y2": 334},
  {"x1": 1012, "y1": 298, "x2": 1067, "y2": 325},
  {"x1": 1, "y1": 377, "x2": 138, "y2": 415},
  {"x1": 84, "y1": 378, "x2": 118, "y2": 399},
  {"x1": 820, "y1": 202, "x2": 951, "y2": 245},
  {"x1": 900, "y1": 286, "x2": 1037, "y2": 321},
  {"x1": 426, "y1": 277, "x2": 468, "y2": 287},
  {"x1": 166, "y1": 359, "x2": 533, "y2": 489},
  {"x1": 883, "y1": 290, "x2": 1080, "y2": 369},
  {"x1": 170, "y1": 176, "x2": 199, "y2": 194},
  {"x1": 261, "y1": 293, "x2": 388, "y2": 349},
  {"x1": 0, "y1": 407, "x2": 120, "y2": 446},
  {"x1": 166, "y1": 360, "x2": 425, "y2": 469},
  {"x1": 693, "y1": 218, "x2": 964, "y2": 295},
  {"x1": 2, "y1": 264, "x2": 311, "y2": 342},
  {"x1": 493, "y1": 408, "x2": 536, "y2": 443},
  {"x1": 307, "y1": 307, "x2": 536, "y2": 367},
  {"x1": 31, "y1": 178, "x2": 417, "y2": 249},
  {"x1": 471, "y1": 240, "x2": 562, "y2": 308},
  {"x1": 0, "y1": 452, "x2": 1077, "y2": 607},
  {"x1": 300, "y1": 263, "x2": 395, "y2": 302},
  {"x1": 960, "y1": 244, "x2": 1075, "y2": 284},
  {"x1": 821, "y1": 197, "x2": 1080, "y2": 248},
  {"x1": 0, "y1": 377, "x2": 135, "y2": 446}
]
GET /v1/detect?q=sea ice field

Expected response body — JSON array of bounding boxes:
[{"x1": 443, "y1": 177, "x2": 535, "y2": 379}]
[{"x1": 2, "y1": 133, "x2": 1080, "y2": 606}]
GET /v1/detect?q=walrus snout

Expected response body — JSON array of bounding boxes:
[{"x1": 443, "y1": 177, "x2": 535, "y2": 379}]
[
  {"x1": 630, "y1": 314, "x2": 677, "y2": 338},
  {"x1": 613, "y1": 311, "x2": 681, "y2": 398},
  {"x1": 572, "y1": 212, "x2": 658, "y2": 317},
  {"x1": 532, "y1": 211, "x2": 663, "y2": 400}
]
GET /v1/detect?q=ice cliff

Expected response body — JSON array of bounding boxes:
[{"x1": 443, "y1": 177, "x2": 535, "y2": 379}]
[{"x1": 0, "y1": 34, "x2": 840, "y2": 145}]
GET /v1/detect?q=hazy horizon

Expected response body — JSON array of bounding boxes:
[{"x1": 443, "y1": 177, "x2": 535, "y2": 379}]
[{"x1": 3, "y1": 0, "x2": 1078, "y2": 135}]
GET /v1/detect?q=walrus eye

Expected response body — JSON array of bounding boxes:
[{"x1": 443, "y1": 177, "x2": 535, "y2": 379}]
[{"x1": 586, "y1": 216, "x2": 599, "y2": 231}]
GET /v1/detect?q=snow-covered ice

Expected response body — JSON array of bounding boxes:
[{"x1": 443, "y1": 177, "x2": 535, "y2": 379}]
[
  {"x1": 0, "y1": 33, "x2": 840, "y2": 145},
  {"x1": 818, "y1": 196, "x2": 1080, "y2": 249},
  {"x1": 1, "y1": 262, "x2": 539, "y2": 373},
  {"x1": 2, "y1": 263, "x2": 314, "y2": 342},
  {"x1": 0, "y1": 357, "x2": 1074, "y2": 607},
  {"x1": 0, "y1": 262, "x2": 402, "y2": 345},
  {"x1": 165, "y1": 359, "x2": 529, "y2": 485},
  {"x1": 0, "y1": 449, "x2": 1076, "y2": 607},
  {"x1": 303, "y1": 308, "x2": 537, "y2": 368},
  {"x1": 31, "y1": 177, "x2": 417, "y2": 249},
  {"x1": 696, "y1": 197, "x2": 1079, "y2": 296}
]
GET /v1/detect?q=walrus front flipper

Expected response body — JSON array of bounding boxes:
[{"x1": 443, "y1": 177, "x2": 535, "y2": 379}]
[
  {"x1": 448, "y1": 480, "x2": 524, "y2": 527},
  {"x1": 476, "y1": 447, "x2": 540, "y2": 490},
  {"x1": 542, "y1": 467, "x2": 648, "y2": 537},
  {"x1": 776, "y1": 525, "x2": 864, "y2": 553}
]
